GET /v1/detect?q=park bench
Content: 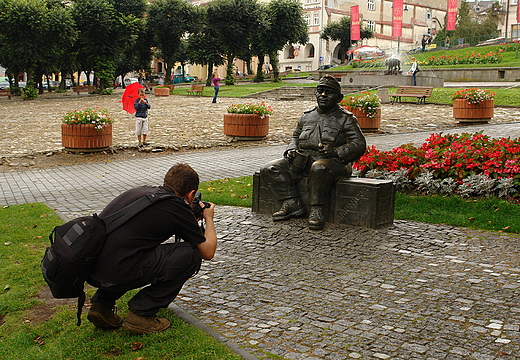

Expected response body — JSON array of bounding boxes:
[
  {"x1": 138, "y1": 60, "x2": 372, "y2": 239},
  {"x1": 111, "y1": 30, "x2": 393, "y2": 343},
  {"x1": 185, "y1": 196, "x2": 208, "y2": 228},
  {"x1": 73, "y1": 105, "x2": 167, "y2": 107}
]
[
  {"x1": 0, "y1": 89, "x2": 12, "y2": 99},
  {"x1": 72, "y1": 85, "x2": 96, "y2": 95},
  {"x1": 186, "y1": 84, "x2": 204, "y2": 96},
  {"x1": 389, "y1": 86, "x2": 433, "y2": 104}
]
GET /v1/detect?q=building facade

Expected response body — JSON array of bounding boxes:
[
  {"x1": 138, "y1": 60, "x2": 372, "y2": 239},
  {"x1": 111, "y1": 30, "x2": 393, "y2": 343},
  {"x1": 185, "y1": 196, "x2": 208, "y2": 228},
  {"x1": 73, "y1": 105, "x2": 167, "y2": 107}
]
[{"x1": 278, "y1": 0, "x2": 449, "y2": 72}]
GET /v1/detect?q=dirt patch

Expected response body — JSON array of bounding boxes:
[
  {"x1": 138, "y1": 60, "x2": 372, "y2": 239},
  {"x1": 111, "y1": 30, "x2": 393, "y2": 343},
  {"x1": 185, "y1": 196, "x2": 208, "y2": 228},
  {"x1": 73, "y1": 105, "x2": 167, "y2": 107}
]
[{"x1": 24, "y1": 288, "x2": 77, "y2": 325}]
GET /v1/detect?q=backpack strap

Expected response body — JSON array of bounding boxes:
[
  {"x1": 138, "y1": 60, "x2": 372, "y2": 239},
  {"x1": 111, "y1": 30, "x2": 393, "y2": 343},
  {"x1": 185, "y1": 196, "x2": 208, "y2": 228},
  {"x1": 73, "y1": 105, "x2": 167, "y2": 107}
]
[
  {"x1": 101, "y1": 192, "x2": 175, "y2": 234},
  {"x1": 77, "y1": 291, "x2": 86, "y2": 326}
]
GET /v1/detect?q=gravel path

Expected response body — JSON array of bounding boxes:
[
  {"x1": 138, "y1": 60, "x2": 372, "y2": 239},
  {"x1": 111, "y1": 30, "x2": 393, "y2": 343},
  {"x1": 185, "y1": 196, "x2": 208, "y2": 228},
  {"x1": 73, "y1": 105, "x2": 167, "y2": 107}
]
[{"x1": 1, "y1": 88, "x2": 519, "y2": 159}]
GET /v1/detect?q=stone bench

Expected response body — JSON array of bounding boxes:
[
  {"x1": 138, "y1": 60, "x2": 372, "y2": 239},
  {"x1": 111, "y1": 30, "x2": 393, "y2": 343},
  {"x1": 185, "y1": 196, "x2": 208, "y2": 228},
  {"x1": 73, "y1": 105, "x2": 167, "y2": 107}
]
[{"x1": 252, "y1": 172, "x2": 395, "y2": 229}]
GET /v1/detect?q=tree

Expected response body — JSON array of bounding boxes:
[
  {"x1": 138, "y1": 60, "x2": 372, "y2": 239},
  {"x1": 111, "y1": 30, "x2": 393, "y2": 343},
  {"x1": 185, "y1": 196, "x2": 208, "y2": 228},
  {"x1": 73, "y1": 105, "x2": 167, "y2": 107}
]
[
  {"x1": 255, "y1": 0, "x2": 308, "y2": 82},
  {"x1": 147, "y1": 0, "x2": 198, "y2": 85},
  {"x1": 320, "y1": 16, "x2": 373, "y2": 63},
  {"x1": 436, "y1": 0, "x2": 499, "y2": 43},
  {"x1": 0, "y1": 0, "x2": 76, "y2": 91},
  {"x1": 72, "y1": 0, "x2": 129, "y2": 91},
  {"x1": 112, "y1": 0, "x2": 151, "y2": 87},
  {"x1": 206, "y1": 0, "x2": 263, "y2": 85},
  {"x1": 187, "y1": 30, "x2": 226, "y2": 86}
]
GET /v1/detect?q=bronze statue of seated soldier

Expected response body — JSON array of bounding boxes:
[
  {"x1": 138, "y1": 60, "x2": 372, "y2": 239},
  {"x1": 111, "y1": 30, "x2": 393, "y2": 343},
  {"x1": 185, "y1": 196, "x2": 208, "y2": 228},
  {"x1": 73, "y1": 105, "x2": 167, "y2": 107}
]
[{"x1": 260, "y1": 75, "x2": 366, "y2": 230}]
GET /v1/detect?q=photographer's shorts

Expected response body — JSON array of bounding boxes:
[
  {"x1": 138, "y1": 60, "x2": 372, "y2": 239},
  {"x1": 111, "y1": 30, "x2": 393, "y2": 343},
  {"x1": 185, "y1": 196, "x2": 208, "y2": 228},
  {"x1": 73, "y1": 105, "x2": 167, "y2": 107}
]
[{"x1": 135, "y1": 117, "x2": 148, "y2": 136}]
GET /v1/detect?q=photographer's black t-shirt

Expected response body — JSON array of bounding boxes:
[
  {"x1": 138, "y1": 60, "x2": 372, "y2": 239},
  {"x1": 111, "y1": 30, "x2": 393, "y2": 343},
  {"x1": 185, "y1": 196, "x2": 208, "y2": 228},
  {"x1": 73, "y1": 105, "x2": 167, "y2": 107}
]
[{"x1": 90, "y1": 185, "x2": 205, "y2": 284}]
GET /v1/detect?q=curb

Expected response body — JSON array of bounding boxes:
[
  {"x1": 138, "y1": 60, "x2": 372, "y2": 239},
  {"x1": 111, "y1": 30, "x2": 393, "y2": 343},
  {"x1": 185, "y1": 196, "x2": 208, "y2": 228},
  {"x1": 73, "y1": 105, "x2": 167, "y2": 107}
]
[{"x1": 168, "y1": 303, "x2": 260, "y2": 360}]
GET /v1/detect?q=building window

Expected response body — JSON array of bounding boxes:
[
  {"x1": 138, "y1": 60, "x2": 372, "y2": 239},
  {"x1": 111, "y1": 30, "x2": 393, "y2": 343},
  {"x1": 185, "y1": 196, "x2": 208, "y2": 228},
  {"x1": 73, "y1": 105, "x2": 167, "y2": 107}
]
[
  {"x1": 313, "y1": 13, "x2": 319, "y2": 25},
  {"x1": 307, "y1": 44, "x2": 315, "y2": 58},
  {"x1": 304, "y1": 13, "x2": 310, "y2": 26},
  {"x1": 367, "y1": 0, "x2": 375, "y2": 11},
  {"x1": 427, "y1": 9, "x2": 432, "y2": 20},
  {"x1": 367, "y1": 20, "x2": 375, "y2": 32}
]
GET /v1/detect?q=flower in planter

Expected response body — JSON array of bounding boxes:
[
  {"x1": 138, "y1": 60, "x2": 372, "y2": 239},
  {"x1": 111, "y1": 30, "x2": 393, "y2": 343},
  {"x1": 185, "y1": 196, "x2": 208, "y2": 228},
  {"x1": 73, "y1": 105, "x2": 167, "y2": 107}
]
[
  {"x1": 452, "y1": 88, "x2": 495, "y2": 105},
  {"x1": 61, "y1": 107, "x2": 113, "y2": 130},
  {"x1": 227, "y1": 101, "x2": 273, "y2": 117},
  {"x1": 340, "y1": 91, "x2": 381, "y2": 118}
]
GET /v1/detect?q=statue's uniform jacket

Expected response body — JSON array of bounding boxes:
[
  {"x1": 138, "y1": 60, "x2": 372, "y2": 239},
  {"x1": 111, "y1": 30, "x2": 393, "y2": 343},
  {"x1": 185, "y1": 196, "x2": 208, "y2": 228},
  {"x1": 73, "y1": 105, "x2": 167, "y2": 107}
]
[
  {"x1": 287, "y1": 105, "x2": 366, "y2": 164},
  {"x1": 262, "y1": 105, "x2": 366, "y2": 205}
]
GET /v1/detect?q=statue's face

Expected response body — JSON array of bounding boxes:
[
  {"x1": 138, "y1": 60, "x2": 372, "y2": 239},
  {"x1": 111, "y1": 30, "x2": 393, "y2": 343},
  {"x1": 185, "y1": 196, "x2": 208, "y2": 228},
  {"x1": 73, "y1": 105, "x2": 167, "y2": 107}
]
[{"x1": 315, "y1": 86, "x2": 342, "y2": 112}]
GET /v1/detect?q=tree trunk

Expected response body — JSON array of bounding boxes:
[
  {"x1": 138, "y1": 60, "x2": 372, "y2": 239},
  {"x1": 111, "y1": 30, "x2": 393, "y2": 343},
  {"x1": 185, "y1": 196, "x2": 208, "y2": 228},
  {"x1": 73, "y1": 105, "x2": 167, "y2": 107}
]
[
  {"x1": 165, "y1": 56, "x2": 173, "y2": 85},
  {"x1": 225, "y1": 53, "x2": 235, "y2": 85},
  {"x1": 269, "y1": 51, "x2": 280, "y2": 82},
  {"x1": 254, "y1": 56, "x2": 265, "y2": 82},
  {"x1": 206, "y1": 64, "x2": 214, "y2": 86}
]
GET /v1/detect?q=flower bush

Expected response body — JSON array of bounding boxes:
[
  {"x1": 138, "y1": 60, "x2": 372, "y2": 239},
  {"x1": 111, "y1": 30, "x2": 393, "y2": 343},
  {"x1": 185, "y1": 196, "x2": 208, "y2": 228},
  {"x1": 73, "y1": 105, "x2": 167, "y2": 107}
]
[
  {"x1": 422, "y1": 51, "x2": 502, "y2": 66},
  {"x1": 61, "y1": 107, "x2": 113, "y2": 130},
  {"x1": 349, "y1": 58, "x2": 386, "y2": 68},
  {"x1": 353, "y1": 132, "x2": 520, "y2": 199},
  {"x1": 452, "y1": 88, "x2": 495, "y2": 105},
  {"x1": 227, "y1": 101, "x2": 273, "y2": 116},
  {"x1": 340, "y1": 91, "x2": 381, "y2": 118}
]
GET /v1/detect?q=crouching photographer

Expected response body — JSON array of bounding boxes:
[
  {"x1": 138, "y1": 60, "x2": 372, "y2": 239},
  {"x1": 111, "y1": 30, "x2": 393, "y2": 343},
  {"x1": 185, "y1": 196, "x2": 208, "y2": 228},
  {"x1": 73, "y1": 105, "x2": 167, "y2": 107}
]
[{"x1": 86, "y1": 163, "x2": 216, "y2": 334}]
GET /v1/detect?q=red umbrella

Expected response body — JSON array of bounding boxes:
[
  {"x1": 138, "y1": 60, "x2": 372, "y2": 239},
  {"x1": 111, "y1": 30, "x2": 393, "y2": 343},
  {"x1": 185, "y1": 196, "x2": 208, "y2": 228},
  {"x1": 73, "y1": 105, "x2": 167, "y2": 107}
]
[{"x1": 120, "y1": 82, "x2": 145, "y2": 114}]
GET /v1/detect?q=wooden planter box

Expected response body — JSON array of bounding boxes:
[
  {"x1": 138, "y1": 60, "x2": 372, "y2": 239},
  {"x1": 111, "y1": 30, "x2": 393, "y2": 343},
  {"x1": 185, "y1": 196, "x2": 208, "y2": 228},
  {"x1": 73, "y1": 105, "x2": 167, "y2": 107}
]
[
  {"x1": 453, "y1": 99, "x2": 494, "y2": 123},
  {"x1": 223, "y1": 113, "x2": 269, "y2": 140},
  {"x1": 61, "y1": 123, "x2": 112, "y2": 152},
  {"x1": 346, "y1": 107, "x2": 381, "y2": 132},
  {"x1": 154, "y1": 87, "x2": 170, "y2": 96}
]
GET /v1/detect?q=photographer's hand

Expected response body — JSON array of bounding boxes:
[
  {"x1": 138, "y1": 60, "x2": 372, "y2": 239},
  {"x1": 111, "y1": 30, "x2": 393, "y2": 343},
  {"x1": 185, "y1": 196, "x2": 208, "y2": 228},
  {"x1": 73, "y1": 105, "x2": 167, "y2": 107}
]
[{"x1": 196, "y1": 202, "x2": 217, "y2": 260}]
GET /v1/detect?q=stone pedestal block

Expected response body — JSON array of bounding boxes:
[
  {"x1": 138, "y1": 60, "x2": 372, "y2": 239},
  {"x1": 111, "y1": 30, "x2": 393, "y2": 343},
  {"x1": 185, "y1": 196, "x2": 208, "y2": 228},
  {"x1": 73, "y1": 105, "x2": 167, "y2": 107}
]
[{"x1": 252, "y1": 172, "x2": 395, "y2": 229}]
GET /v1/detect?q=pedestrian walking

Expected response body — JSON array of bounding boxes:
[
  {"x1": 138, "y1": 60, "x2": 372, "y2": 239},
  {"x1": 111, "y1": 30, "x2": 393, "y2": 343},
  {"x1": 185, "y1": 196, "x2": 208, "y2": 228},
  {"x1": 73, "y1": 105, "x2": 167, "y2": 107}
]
[{"x1": 211, "y1": 73, "x2": 221, "y2": 103}]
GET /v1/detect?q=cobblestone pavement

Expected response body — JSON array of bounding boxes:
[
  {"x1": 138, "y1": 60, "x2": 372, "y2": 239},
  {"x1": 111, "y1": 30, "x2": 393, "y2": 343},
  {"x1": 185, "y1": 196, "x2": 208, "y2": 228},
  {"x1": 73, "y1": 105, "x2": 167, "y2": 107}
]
[
  {"x1": 1, "y1": 89, "x2": 520, "y2": 159},
  {"x1": 1, "y1": 91, "x2": 520, "y2": 359},
  {"x1": 182, "y1": 209, "x2": 520, "y2": 360}
]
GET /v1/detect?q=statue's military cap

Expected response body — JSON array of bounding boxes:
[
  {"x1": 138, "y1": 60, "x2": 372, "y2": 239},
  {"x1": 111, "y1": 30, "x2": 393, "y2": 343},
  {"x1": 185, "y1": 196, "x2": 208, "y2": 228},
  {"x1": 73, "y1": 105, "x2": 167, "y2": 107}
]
[{"x1": 317, "y1": 75, "x2": 341, "y2": 93}]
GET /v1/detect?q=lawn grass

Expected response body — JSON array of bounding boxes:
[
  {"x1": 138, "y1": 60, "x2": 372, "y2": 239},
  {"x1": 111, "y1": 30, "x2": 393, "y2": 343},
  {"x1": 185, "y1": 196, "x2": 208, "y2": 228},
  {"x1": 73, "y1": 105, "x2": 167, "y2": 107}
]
[
  {"x1": 0, "y1": 203, "x2": 244, "y2": 360},
  {"x1": 333, "y1": 44, "x2": 520, "y2": 69},
  {"x1": 199, "y1": 176, "x2": 520, "y2": 234}
]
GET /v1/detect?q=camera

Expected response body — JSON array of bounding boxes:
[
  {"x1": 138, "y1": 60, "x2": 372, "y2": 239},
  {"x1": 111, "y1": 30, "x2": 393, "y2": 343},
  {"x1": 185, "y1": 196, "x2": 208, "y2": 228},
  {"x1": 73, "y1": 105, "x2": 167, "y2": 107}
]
[{"x1": 192, "y1": 191, "x2": 210, "y2": 219}]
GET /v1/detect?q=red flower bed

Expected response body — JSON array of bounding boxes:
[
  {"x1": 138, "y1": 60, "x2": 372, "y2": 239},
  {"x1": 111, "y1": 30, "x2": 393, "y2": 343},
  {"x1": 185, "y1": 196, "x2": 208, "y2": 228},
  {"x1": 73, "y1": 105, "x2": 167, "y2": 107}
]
[{"x1": 354, "y1": 132, "x2": 520, "y2": 187}]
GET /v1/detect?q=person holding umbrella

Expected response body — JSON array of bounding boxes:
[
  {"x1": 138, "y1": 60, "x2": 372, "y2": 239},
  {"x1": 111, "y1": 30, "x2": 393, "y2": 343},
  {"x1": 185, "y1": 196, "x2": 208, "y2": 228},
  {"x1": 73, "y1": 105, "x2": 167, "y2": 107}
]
[{"x1": 134, "y1": 88, "x2": 151, "y2": 147}]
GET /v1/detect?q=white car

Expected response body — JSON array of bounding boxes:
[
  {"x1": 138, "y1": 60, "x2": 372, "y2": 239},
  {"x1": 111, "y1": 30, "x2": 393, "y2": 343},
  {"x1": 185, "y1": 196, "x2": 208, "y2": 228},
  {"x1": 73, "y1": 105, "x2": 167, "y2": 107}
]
[{"x1": 124, "y1": 78, "x2": 139, "y2": 86}]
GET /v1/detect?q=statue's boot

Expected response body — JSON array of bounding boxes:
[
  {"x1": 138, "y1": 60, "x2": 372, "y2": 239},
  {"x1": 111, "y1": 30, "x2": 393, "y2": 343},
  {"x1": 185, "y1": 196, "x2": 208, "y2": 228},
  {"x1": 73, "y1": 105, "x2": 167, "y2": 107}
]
[
  {"x1": 308, "y1": 206, "x2": 325, "y2": 230},
  {"x1": 272, "y1": 198, "x2": 306, "y2": 221}
]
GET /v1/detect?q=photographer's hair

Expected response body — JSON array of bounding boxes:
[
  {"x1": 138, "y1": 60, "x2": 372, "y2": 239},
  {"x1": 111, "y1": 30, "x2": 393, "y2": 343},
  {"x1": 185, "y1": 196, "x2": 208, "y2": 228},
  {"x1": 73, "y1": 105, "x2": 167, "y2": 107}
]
[
  {"x1": 164, "y1": 163, "x2": 199, "y2": 197},
  {"x1": 138, "y1": 88, "x2": 145, "y2": 95}
]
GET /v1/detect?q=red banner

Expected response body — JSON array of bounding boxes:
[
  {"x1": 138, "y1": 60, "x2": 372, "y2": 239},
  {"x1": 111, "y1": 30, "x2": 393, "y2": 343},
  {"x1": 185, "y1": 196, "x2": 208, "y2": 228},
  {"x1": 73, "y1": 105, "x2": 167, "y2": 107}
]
[
  {"x1": 517, "y1": 0, "x2": 520, "y2": 23},
  {"x1": 446, "y1": 0, "x2": 458, "y2": 31},
  {"x1": 351, "y1": 6, "x2": 360, "y2": 41},
  {"x1": 392, "y1": 0, "x2": 404, "y2": 38}
]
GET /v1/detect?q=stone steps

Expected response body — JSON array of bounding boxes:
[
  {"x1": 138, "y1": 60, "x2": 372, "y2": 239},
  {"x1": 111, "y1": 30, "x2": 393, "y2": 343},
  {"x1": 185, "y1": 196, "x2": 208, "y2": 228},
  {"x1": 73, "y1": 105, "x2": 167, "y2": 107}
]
[{"x1": 245, "y1": 85, "x2": 371, "y2": 101}]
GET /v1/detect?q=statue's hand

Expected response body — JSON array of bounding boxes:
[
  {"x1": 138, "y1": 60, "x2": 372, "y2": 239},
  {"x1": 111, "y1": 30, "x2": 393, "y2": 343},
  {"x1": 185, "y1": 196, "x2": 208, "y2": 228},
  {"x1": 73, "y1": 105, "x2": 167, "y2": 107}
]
[
  {"x1": 284, "y1": 149, "x2": 297, "y2": 159},
  {"x1": 318, "y1": 144, "x2": 337, "y2": 158}
]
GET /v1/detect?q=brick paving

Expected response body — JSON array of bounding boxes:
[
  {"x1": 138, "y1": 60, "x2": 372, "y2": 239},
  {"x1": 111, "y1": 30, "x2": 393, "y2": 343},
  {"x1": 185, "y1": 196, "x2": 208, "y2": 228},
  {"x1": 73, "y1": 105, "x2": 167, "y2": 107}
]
[{"x1": 1, "y1": 93, "x2": 520, "y2": 359}]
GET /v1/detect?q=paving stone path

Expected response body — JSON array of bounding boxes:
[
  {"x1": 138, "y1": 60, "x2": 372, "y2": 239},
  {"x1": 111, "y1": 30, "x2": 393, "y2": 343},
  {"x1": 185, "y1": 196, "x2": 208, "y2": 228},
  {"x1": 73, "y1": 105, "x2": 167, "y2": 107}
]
[{"x1": 1, "y1": 90, "x2": 520, "y2": 359}]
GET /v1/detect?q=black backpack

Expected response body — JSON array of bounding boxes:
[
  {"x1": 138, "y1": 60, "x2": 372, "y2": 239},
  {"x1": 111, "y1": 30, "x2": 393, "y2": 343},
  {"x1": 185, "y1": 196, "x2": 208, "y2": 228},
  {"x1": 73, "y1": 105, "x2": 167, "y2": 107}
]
[{"x1": 41, "y1": 192, "x2": 174, "y2": 325}]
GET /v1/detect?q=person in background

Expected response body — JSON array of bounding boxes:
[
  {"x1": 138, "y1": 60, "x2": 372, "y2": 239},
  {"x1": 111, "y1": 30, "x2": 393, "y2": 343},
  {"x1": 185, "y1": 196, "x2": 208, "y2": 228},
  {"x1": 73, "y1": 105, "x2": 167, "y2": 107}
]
[
  {"x1": 409, "y1": 57, "x2": 419, "y2": 86},
  {"x1": 134, "y1": 88, "x2": 150, "y2": 147},
  {"x1": 211, "y1": 73, "x2": 221, "y2": 103}
]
